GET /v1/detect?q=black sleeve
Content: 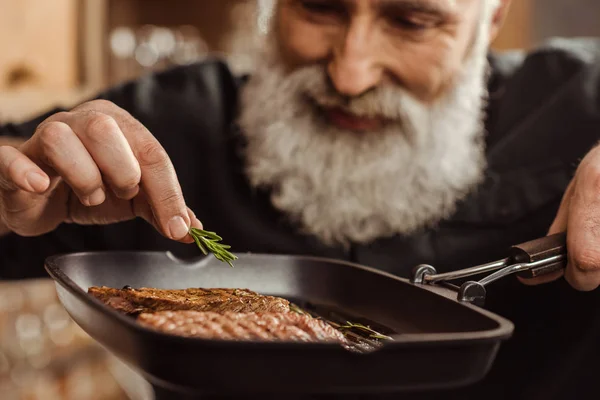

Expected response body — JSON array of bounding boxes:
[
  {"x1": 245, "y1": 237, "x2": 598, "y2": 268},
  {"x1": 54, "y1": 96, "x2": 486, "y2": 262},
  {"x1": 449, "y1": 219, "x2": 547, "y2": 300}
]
[
  {"x1": 486, "y1": 37, "x2": 600, "y2": 173},
  {"x1": 0, "y1": 107, "x2": 65, "y2": 139},
  {"x1": 0, "y1": 58, "x2": 240, "y2": 281}
]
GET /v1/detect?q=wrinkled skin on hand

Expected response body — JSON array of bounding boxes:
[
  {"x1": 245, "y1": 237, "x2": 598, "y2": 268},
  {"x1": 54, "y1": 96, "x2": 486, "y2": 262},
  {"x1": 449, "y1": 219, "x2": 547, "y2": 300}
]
[
  {"x1": 521, "y1": 145, "x2": 600, "y2": 291},
  {"x1": 0, "y1": 100, "x2": 202, "y2": 242}
]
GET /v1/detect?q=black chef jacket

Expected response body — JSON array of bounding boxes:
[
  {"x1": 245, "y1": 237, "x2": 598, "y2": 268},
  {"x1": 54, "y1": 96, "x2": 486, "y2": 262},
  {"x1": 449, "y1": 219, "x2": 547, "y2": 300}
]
[{"x1": 1, "y1": 37, "x2": 600, "y2": 399}]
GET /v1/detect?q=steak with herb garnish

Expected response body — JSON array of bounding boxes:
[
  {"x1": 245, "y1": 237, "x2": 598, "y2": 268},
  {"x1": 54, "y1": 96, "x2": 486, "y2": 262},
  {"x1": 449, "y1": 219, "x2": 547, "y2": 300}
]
[
  {"x1": 88, "y1": 287, "x2": 291, "y2": 315},
  {"x1": 137, "y1": 310, "x2": 348, "y2": 344}
]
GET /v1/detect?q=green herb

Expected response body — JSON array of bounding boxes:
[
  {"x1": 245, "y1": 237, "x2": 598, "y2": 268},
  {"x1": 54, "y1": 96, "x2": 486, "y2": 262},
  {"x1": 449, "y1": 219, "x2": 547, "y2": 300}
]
[
  {"x1": 336, "y1": 322, "x2": 393, "y2": 341},
  {"x1": 189, "y1": 228, "x2": 238, "y2": 268},
  {"x1": 290, "y1": 303, "x2": 319, "y2": 318},
  {"x1": 290, "y1": 303, "x2": 307, "y2": 315},
  {"x1": 289, "y1": 304, "x2": 391, "y2": 341}
]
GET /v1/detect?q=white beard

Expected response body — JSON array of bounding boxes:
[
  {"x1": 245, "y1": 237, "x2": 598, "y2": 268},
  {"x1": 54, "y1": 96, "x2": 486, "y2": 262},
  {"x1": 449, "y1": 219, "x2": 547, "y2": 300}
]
[{"x1": 238, "y1": 9, "x2": 494, "y2": 248}]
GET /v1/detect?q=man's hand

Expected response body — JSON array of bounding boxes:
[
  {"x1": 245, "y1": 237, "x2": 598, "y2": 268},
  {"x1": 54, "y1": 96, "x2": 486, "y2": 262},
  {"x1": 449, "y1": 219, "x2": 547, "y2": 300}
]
[
  {"x1": 0, "y1": 100, "x2": 202, "y2": 242},
  {"x1": 521, "y1": 146, "x2": 600, "y2": 291}
]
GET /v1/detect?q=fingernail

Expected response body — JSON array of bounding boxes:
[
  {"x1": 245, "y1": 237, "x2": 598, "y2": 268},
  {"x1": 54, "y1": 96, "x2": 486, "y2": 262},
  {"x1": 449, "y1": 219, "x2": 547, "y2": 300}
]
[
  {"x1": 26, "y1": 172, "x2": 49, "y2": 192},
  {"x1": 87, "y1": 188, "x2": 106, "y2": 206},
  {"x1": 168, "y1": 216, "x2": 189, "y2": 239}
]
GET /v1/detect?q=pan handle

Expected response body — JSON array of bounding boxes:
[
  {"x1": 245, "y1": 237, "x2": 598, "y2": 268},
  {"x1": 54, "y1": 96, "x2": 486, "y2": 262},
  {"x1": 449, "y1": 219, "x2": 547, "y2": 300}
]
[{"x1": 511, "y1": 232, "x2": 567, "y2": 279}]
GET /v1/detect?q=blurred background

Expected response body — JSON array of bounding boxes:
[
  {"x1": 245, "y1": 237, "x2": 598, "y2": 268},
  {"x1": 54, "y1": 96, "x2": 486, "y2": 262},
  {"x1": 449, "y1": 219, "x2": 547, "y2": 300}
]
[{"x1": 0, "y1": 0, "x2": 598, "y2": 399}]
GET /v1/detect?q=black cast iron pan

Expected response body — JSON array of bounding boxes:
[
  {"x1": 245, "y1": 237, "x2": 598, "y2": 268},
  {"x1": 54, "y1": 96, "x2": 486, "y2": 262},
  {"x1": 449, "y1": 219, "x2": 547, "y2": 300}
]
[{"x1": 43, "y1": 233, "x2": 567, "y2": 397}]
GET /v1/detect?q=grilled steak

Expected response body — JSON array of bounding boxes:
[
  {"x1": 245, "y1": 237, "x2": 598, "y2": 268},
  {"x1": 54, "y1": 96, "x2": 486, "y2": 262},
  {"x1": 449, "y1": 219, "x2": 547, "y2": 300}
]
[
  {"x1": 88, "y1": 287, "x2": 291, "y2": 315},
  {"x1": 138, "y1": 310, "x2": 348, "y2": 344},
  {"x1": 89, "y1": 287, "x2": 141, "y2": 314}
]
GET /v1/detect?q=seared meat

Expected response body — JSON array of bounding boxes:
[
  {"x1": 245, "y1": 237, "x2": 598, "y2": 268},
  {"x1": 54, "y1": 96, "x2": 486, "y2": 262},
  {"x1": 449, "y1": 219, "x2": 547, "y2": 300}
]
[
  {"x1": 88, "y1": 287, "x2": 290, "y2": 315},
  {"x1": 138, "y1": 310, "x2": 348, "y2": 344},
  {"x1": 89, "y1": 287, "x2": 141, "y2": 314}
]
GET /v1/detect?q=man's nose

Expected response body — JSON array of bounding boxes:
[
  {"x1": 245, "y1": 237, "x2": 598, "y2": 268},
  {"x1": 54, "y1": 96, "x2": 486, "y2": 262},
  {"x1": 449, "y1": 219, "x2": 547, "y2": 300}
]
[{"x1": 327, "y1": 25, "x2": 383, "y2": 97}]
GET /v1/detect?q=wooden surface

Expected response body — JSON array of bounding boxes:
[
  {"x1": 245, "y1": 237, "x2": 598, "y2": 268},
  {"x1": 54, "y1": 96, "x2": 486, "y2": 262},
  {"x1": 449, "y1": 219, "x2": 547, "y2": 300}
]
[
  {"x1": 0, "y1": 0, "x2": 79, "y2": 91},
  {"x1": 492, "y1": 0, "x2": 534, "y2": 50},
  {"x1": 0, "y1": 87, "x2": 96, "y2": 123},
  {"x1": 107, "y1": 0, "x2": 245, "y2": 51},
  {"x1": 0, "y1": 0, "x2": 537, "y2": 124},
  {"x1": 80, "y1": 0, "x2": 109, "y2": 90}
]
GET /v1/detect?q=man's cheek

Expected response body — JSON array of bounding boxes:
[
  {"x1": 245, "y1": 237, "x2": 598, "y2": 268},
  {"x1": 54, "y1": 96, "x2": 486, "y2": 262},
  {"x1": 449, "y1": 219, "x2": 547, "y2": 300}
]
[
  {"x1": 279, "y1": 28, "x2": 332, "y2": 67},
  {"x1": 391, "y1": 52, "x2": 458, "y2": 102}
]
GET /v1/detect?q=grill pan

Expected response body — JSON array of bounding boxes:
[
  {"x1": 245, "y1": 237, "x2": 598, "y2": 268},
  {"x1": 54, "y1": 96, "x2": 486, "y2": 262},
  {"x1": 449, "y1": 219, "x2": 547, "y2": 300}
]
[{"x1": 43, "y1": 233, "x2": 567, "y2": 398}]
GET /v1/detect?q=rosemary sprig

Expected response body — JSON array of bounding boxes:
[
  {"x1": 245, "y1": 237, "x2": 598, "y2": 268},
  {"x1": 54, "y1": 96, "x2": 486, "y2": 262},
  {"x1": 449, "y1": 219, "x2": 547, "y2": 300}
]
[
  {"x1": 189, "y1": 228, "x2": 238, "y2": 268},
  {"x1": 289, "y1": 304, "x2": 392, "y2": 341},
  {"x1": 290, "y1": 303, "x2": 322, "y2": 319},
  {"x1": 290, "y1": 303, "x2": 309, "y2": 315},
  {"x1": 336, "y1": 322, "x2": 394, "y2": 341}
]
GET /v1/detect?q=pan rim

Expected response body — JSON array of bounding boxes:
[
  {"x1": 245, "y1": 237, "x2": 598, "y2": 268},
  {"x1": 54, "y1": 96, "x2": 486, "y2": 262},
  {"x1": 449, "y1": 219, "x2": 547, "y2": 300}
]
[{"x1": 44, "y1": 251, "x2": 514, "y2": 350}]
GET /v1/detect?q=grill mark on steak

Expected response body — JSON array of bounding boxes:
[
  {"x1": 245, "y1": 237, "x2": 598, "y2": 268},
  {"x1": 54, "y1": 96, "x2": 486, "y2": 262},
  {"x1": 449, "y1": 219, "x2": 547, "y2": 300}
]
[
  {"x1": 87, "y1": 287, "x2": 291, "y2": 315},
  {"x1": 138, "y1": 311, "x2": 348, "y2": 344}
]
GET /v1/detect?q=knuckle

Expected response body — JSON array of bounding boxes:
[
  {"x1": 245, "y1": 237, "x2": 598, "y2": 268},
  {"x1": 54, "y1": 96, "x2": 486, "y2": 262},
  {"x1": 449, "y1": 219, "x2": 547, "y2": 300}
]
[
  {"x1": 44, "y1": 111, "x2": 71, "y2": 123},
  {"x1": 137, "y1": 140, "x2": 169, "y2": 168},
  {"x1": 589, "y1": 168, "x2": 600, "y2": 192},
  {"x1": 83, "y1": 113, "x2": 119, "y2": 139},
  {"x1": 38, "y1": 121, "x2": 70, "y2": 150},
  {"x1": 89, "y1": 99, "x2": 116, "y2": 109},
  {"x1": 157, "y1": 189, "x2": 182, "y2": 207},
  {"x1": 73, "y1": 99, "x2": 116, "y2": 112},
  {"x1": 54, "y1": 111, "x2": 72, "y2": 120},
  {"x1": 572, "y1": 248, "x2": 600, "y2": 272}
]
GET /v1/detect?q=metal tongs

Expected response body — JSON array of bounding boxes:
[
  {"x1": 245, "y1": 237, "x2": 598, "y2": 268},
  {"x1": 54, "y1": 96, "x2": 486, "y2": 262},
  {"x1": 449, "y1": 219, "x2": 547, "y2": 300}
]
[{"x1": 410, "y1": 232, "x2": 568, "y2": 306}]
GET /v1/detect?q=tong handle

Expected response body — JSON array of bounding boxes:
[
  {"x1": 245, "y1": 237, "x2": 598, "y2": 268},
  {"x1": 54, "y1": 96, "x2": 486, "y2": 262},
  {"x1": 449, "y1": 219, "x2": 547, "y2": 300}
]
[
  {"x1": 411, "y1": 233, "x2": 569, "y2": 306},
  {"x1": 511, "y1": 232, "x2": 568, "y2": 279}
]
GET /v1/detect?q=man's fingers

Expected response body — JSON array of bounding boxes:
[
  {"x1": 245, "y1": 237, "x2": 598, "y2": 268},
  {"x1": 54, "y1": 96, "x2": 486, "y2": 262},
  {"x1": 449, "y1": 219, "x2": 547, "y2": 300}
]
[
  {"x1": 33, "y1": 121, "x2": 105, "y2": 207},
  {"x1": 563, "y1": 156, "x2": 600, "y2": 291},
  {"x1": 183, "y1": 208, "x2": 204, "y2": 244},
  {"x1": 111, "y1": 115, "x2": 191, "y2": 240},
  {"x1": 0, "y1": 145, "x2": 50, "y2": 193},
  {"x1": 62, "y1": 111, "x2": 142, "y2": 200},
  {"x1": 564, "y1": 223, "x2": 600, "y2": 291},
  {"x1": 564, "y1": 261, "x2": 600, "y2": 291},
  {"x1": 131, "y1": 192, "x2": 201, "y2": 244},
  {"x1": 57, "y1": 100, "x2": 193, "y2": 240},
  {"x1": 188, "y1": 208, "x2": 203, "y2": 230},
  {"x1": 130, "y1": 136, "x2": 189, "y2": 239}
]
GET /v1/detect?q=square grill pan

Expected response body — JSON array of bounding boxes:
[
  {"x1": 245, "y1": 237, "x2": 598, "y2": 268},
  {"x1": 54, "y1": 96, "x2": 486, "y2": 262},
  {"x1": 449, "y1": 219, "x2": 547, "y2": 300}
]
[{"x1": 45, "y1": 251, "x2": 514, "y2": 396}]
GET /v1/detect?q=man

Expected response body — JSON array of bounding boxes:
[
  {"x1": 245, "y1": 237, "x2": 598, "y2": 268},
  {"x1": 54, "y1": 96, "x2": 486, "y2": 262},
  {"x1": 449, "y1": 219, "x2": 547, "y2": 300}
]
[{"x1": 0, "y1": 0, "x2": 599, "y2": 398}]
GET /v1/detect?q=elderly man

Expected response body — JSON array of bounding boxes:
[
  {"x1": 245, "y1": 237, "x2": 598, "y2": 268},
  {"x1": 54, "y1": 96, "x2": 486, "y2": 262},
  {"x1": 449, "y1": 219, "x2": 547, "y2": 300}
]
[{"x1": 0, "y1": 0, "x2": 599, "y2": 398}]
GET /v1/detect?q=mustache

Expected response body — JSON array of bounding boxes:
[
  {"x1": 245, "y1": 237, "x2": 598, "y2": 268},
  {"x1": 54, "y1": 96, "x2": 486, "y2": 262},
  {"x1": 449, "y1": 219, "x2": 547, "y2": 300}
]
[{"x1": 287, "y1": 66, "x2": 417, "y2": 122}]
